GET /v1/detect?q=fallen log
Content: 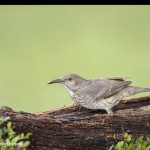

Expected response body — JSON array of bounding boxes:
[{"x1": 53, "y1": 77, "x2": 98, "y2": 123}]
[{"x1": 0, "y1": 96, "x2": 150, "y2": 150}]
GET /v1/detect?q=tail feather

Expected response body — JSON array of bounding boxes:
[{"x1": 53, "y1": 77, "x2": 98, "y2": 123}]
[{"x1": 123, "y1": 86, "x2": 150, "y2": 96}]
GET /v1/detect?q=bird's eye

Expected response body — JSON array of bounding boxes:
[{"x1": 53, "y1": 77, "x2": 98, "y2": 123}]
[{"x1": 67, "y1": 77, "x2": 72, "y2": 81}]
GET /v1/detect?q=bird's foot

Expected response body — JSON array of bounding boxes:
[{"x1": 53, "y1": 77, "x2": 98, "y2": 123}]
[
  {"x1": 77, "y1": 104, "x2": 84, "y2": 111},
  {"x1": 73, "y1": 103, "x2": 83, "y2": 111},
  {"x1": 106, "y1": 108, "x2": 113, "y2": 115}
]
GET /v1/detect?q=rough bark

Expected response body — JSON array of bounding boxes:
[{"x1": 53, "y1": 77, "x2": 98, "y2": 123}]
[{"x1": 0, "y1": 96, "x2": 150, "y2": 150}]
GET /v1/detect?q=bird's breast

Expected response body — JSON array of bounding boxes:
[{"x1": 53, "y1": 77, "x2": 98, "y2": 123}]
[{"x1": 62, "y1": 85, "x2": 83, "y2": 103}]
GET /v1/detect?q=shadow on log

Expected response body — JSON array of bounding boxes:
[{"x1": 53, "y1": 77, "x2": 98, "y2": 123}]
[{"x1": 0, "y1": 96, "x2": 150, "y2": 150}]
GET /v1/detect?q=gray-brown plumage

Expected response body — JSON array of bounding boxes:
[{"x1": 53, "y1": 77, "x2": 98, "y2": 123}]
[{"x1": 48, "y1": 74, "x2": 150, "y2": 114}]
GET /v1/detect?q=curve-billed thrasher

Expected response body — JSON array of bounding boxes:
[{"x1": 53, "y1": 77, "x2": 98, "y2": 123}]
[{"x1": 48, "y1": 74, "x2": 150, "y2": 114}]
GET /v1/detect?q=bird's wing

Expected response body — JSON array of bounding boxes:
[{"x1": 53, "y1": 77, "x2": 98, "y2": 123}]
[{"x1": 95, "y1": 77, "x2": 132, "y2": 100}]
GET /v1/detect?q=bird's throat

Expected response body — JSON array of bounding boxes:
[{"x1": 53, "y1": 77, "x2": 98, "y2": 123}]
[{"x1": 62, "y1": 85, "x2": 74, "y2": 97}]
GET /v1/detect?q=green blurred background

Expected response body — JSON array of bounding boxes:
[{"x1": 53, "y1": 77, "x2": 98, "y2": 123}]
[{"x1": 0, "y1": 5, "x2": 150, "y2": 112}]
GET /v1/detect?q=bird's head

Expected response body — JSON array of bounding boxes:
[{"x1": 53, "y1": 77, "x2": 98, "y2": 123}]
[{"x1": 48, "y1": 74, "x2": 86, "y2": 89}]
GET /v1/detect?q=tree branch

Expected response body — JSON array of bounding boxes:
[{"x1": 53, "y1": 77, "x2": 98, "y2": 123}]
[{"x1": 0, "y1": 96, "x2": 150, "y2": 150}]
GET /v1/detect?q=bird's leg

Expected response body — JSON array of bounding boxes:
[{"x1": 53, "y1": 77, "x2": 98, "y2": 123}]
[
  {"x1": 105, "y1": 108, "x2": 113, "y2": 114},
  {"x1": 73, "y1": 103, "x2": 83, "y2": 111},
  {"x1": 76, "y1": 104, "x2": 84, "y2": 111}
]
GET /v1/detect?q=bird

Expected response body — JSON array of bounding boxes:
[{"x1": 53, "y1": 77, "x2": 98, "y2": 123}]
[{"x1": 48, "y1": 74, "x2": 150, "y2": 114}]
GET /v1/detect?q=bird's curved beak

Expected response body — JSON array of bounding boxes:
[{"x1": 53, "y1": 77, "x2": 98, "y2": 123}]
[{"x1": 48, "y1": 79, "x2": 64, "y2": 84}]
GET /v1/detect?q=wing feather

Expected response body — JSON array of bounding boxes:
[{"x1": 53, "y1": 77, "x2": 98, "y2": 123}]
[{"x1": 95, "y1": 78, "x2": 132, "y2": 100}]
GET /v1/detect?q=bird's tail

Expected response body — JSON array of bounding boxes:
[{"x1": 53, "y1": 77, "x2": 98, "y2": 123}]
[{"x1": 123, "y1": 86, "x2": 150, "y2": 97}]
